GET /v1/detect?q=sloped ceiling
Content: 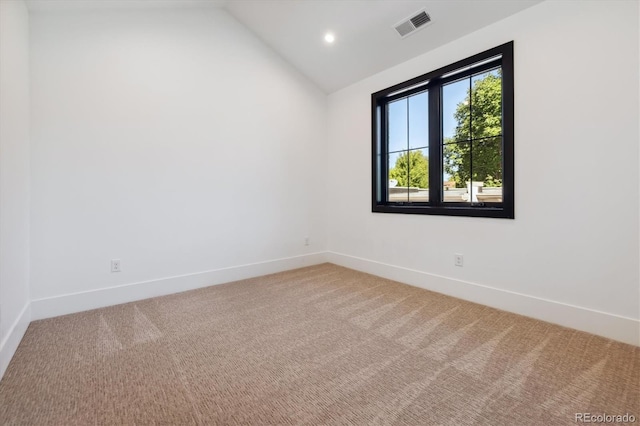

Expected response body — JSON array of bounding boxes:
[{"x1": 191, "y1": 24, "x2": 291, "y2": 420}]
[
  {"x1": 226, "y1": 1, "x2": 543, "y2": 93},
  {"x1": 26, "y1": 0, "x2": 543, "y2": 93}
]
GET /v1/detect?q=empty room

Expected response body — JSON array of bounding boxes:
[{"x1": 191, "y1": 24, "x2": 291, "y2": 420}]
[{"x1": 0, "y1": 0, "x2": 638, "y2": 424}]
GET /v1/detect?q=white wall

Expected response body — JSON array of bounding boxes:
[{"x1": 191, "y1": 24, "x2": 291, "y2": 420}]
[
  {"x1": 0, "y1": 0, "x2": 31, "y2": 377},
  {"x1": 327, "y1": 0, "x2": 640, "y2": 344},
  {"x1": 29, "y1": 7, "x2": 327, "y2": 315}
]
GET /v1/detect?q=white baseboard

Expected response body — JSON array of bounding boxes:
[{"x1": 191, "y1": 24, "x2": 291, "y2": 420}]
[
  {"x1": 326, "y1": 252, "x2": 640, "y2": 346},
  {"x1": 0, "y1": 302, "x2": 31, "y2": 381},
  {"x1": 27, "y1": 250, "x2": 640, "y2": 346},
  {"x1": 31, "y1": 252, "x2": 328, "y2": 321}
]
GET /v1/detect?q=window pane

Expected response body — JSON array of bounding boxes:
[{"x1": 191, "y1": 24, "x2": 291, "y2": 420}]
[
  {"x1": 471, "y1": 68, "x2": 502, "y2": 138},
  {"x1": 408, "y1": 148, "x2": 429, "y2": 202},
  {"x1": 408, "y1": 91, "x2": 428, "y2": 149},
  {"x1": 442, "y1": 77, "x2": 470, "y2": 143},
  {"x1": 388, "y1": 151, "x2": 408, "y2": 202},
  {"x1": 473, "y1": 137, "x2": 503, "y2": 203},
  {"x1": 388, "y1": 98, "x2": 408, "y2": 153},
  {"x1": 443, "y1": 141, "x2": 470, "y2": 203}
]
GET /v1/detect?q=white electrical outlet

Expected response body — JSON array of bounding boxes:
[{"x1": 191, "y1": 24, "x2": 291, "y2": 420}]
[
  {"x1": 111, "y1": 259, "x2": 121, "y2": 273},
  {"x1": 454, "y1": 254, "x2": 464, "y2": 267},
  {"x1": 305, "y1": 236, "x2": 310, "y2": 246}
]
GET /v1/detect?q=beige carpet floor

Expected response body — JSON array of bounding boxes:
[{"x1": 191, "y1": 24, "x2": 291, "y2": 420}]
[{"x1": 0, "y1": 263, "x2": 638, "y2": 425}]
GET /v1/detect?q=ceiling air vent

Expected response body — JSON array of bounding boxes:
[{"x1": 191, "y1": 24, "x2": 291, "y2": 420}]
[{"x1": 394, "y1": 10, "x2": 432, "y2": 39}]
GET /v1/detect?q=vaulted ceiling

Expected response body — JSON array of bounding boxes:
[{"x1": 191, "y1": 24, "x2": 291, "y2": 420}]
[
  {"x1": 226, "y1": 1, "x2": 542, "y2": 93},
  {"x1": 25, "y1": 0, "x2": 543, "y2": 93}
]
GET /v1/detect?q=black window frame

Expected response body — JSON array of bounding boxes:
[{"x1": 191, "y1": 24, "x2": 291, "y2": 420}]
[{"x1": 371, "y1": 41, "x2": 514, "y2": 219}]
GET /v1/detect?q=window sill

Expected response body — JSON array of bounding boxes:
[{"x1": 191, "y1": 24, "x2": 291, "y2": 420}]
[{"x1": 372, "y1": 204, "x2": 514, "y2": 219}]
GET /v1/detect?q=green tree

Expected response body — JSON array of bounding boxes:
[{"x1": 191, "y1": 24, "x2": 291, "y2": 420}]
[
  {"x1": 389, "y1": 150, "x2": 429, "y2": 188},
  {"x1": 444, "y1": 72, "x2": 502, "y2": 187}
]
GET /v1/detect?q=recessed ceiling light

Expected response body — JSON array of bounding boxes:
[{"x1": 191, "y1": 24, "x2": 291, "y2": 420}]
[{"x1": 324, "y1": 33, "x2": 335, "y2": 44}]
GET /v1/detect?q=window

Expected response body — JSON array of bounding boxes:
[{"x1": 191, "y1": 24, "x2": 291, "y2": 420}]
[{"x1": 372, "y1": 42, "x2": 514, "y2": 218}]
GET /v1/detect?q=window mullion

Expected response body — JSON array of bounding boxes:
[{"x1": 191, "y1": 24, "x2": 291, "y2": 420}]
[
  {"x1": 469, "y1": 77, "x2": 474, "y2": 204},
  {"x1": 405, "y1": 98, "x2": 410, "y2": 203},
  {"x1": 382, "y1": 104, "x2": 389, "y2": 204},
  {"x1": 428, "y1": 84, "x2": 441, "y2": 206}
]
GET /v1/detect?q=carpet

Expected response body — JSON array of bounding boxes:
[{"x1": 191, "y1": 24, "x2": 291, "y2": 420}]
[{"x1": 1, "y1": 263, "x2": 638, "y2": 425}]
